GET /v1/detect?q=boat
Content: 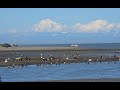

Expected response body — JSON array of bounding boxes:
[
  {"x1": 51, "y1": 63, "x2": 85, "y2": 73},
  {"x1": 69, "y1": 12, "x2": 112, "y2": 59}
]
[{"x1": 70, "y1": 44, "x2": 80, "y2": 47}]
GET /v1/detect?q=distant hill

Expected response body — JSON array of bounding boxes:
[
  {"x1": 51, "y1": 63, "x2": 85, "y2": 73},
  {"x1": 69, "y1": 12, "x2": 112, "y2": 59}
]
[
  {"x1": 0, "y1": 43, "x2": 12, "y2": 48},
  {"x1": 0, "y1": 43, "x2": 18, "y2": 48}
]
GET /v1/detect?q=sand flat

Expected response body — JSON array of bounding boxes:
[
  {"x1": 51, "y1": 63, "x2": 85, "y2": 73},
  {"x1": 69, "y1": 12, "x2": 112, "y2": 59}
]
[
  {"x1": 0, "y1": 46, "x2": 120, "y2": 51},
  {"x1": 0, "y1": 46, "x2": 80, "y2": 51}
]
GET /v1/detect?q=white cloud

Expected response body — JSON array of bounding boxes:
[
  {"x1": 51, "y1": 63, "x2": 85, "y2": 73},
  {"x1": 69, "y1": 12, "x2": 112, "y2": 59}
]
[
  {"x1": 33, "y1": 19, "x2": 63, "y2": 32},
  {"x1": 72, "y1": 19, "x2": 120, "y2": 33},
  {"x1": 33, "y1": 19, "x2": 120, "y2": 33},
  {"x1": 73, "y1": 20, "x2": 109, "y2": 33},
  {"x1": 106, "y1": 24, "x2": 114, "y2": 30}
]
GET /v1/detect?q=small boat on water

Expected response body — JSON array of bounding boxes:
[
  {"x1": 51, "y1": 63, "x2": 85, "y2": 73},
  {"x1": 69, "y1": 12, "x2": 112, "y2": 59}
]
[{"x1": 70, "y1": 44, "x2": 80, "y2": 47}]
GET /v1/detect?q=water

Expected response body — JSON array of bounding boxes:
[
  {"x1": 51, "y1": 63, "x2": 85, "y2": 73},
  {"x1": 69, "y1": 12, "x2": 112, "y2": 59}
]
[
  {"x1": 1, "y1": 43, "x2": 120, "y2": 82},
  {"x1": 20, "y1": 43, "x2": 120, "y2": 49},
  {"x1": 0, "y1": 62, "x2": 120, "y2": 82}
]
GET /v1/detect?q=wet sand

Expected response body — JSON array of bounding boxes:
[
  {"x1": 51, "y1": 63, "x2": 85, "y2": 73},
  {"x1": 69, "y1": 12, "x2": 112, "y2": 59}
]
[
  {"x1": 0, "y1": 46, "x2": 120, "y2": 51},
  {"x1": 0, "y1": 46, "x2": 120, "y2": 67},
  {"x1": 0, "y1": 46, "x2": 83, "y2": 51}
]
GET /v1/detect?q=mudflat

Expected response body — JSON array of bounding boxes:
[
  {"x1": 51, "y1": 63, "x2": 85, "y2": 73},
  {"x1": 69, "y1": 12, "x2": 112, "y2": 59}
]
[
  {"x1": 0, "y1": 46, "x2": 120, "y2": 51},
  {"x1": 0, "y1": 46, "x2": 119, "y2": 67}
]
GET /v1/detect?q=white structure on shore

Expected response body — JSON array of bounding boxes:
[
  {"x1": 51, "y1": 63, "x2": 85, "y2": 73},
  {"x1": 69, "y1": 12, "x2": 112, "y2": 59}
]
[{"x1": 70, "y1": 44, "x2": 80, "y2": 47}]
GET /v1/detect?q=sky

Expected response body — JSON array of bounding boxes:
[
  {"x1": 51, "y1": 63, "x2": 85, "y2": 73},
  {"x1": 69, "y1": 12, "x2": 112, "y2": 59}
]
[{"x1": 0, "y1": 8, "x2": 120, "y2": 45}]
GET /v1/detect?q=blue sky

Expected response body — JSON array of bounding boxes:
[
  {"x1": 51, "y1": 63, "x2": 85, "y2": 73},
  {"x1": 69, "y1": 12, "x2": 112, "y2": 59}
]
[{"x1": 0, "y1": 8, "x2": 120, "y2": 45}]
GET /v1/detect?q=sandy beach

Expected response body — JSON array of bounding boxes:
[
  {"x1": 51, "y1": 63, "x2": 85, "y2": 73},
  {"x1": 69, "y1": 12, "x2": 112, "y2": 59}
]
[
  {"x1": 0, "y1": 46, "x2": 120, "y2": 51},
  {"x1": 0, "y1": 46, "x2": 82, "y2": 51}
]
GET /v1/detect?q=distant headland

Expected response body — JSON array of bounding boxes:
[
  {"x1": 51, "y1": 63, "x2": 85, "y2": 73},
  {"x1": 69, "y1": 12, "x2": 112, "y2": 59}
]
[{"x1": 0, "y1": 43, "x2": 18, "y2": 48}]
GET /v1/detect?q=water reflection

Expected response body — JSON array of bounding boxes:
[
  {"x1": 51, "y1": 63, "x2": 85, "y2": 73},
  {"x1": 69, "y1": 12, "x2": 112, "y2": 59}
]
[{"x1": 0, "y1": 61, "x2": 120, "y2": 82}]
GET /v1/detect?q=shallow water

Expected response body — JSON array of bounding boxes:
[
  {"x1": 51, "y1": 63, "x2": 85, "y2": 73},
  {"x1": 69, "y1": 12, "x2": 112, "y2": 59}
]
[
  {"x1": 1, "y1": 43, "x2": 120, "y2": 82},
  {"x1": 1, "y1": 61, "x2": 120, "y2": 82}
]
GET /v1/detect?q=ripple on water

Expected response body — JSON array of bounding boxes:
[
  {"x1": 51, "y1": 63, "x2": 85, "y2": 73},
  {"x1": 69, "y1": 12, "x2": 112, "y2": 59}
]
[{"x1": 1, "y1": 62, "x2": 120, "y2": 81}]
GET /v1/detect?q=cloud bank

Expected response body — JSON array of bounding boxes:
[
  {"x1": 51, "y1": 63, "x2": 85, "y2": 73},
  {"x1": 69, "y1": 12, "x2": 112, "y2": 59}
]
[
  {"x1": 73, "y1": 20, "x2": 113, "y2": 33},
  {"x1": 33, "y1": 19, "x2": 120, "y2": 33},
  {"x1": 33, "y1": 19, "x2": 63, "y2": 32}
]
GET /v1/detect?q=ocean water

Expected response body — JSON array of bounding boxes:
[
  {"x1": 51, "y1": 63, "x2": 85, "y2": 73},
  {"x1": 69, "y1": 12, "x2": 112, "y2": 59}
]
[
  {"x1": 1, "y1": 62, "x2": 120, "y2": 82},
  {"x1": 1, "y1": 43, "x2": 120, "y2": 82}
]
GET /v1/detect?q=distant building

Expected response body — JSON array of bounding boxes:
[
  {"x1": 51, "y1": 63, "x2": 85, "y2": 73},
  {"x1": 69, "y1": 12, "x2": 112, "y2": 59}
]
[{"x1": 70, "y1": 44, "x2": 80, "y2": 47}]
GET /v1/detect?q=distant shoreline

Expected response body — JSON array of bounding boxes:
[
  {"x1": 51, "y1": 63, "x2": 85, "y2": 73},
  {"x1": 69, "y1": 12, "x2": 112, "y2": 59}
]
[
  {"x1": 38, "y1": 78, "x2": 120, "y2": 82},
  {"x1": 0, "y1": 46, "x2": 120, "y2": 51}
]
